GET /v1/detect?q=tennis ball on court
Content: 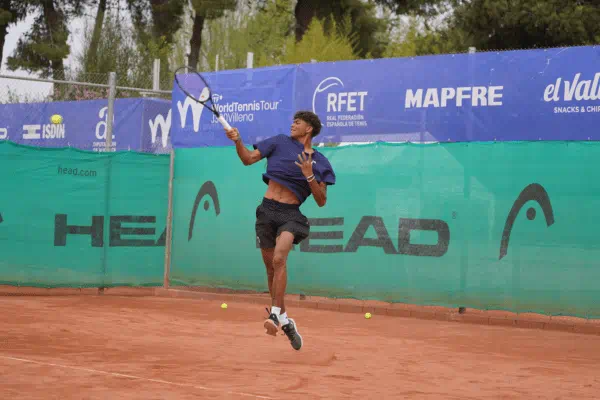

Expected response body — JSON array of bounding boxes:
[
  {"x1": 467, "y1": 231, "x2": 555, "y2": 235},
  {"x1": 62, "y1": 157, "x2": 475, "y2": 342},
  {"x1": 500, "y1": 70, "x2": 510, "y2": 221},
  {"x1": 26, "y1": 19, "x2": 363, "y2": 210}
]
[
  {"x1": 221, "y1": 303, "x2": 228, "y2": 309},
  {"x1": 51, "y1": 114, "x2": 63, "y2": 124},
  {"x1": 365, "y1": 312, "x2": 372, "y2": 319}
]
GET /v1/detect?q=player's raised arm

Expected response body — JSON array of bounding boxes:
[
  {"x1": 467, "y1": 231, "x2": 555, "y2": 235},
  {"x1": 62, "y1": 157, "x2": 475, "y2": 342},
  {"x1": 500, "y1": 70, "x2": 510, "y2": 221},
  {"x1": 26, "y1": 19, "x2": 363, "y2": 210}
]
[{"x1": 225, "y1": 127, "x2": 262, "y2": 166}]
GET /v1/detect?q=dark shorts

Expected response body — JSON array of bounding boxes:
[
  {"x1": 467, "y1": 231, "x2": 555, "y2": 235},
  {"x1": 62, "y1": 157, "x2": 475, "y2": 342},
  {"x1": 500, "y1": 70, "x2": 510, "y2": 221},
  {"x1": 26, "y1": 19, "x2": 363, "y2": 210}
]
[{"x1": 255, "y1": 198, "x2": 310, "y2": 249}]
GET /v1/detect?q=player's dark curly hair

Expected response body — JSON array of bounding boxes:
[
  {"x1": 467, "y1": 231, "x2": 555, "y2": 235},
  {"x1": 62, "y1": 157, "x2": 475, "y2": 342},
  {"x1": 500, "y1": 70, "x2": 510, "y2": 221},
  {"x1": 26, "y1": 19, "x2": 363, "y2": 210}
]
[{"x1": 294, "y1": 111, "x2": 322, "y2": 137}]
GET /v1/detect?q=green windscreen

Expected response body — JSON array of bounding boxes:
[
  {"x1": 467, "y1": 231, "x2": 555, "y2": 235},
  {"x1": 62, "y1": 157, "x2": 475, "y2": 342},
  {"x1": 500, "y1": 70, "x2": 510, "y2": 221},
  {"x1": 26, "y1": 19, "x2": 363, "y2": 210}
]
[
  {"x1": 2, "y1": 139, "x2": 598, "y2": 319},
  {"x1": 0, "y1": 141, "x2": 169, "y2": 287},
  {"x1": 170, "y1": 141, "x2": 600, "y2": 318}
]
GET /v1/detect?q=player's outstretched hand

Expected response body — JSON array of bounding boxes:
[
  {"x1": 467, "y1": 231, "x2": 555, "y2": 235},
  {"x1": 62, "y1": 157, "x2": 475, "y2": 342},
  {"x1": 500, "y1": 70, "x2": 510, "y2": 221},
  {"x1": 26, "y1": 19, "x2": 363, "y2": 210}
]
[
  {"x1": 295, "y1": 152, "x2": 314, "y2": 178},
  {"x1": 225, "y1": 127, "x2": 240, "y2": 142}
]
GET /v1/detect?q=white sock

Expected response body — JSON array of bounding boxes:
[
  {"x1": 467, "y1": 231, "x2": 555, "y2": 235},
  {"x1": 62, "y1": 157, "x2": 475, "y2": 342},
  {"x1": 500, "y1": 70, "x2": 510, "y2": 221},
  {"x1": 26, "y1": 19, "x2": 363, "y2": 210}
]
[
  {"x1": 270, "y1": 306, "x2": 281, "y2": 316},
  {"x1": 279, "y1": 312, "x2": 289, "y2": 326}
]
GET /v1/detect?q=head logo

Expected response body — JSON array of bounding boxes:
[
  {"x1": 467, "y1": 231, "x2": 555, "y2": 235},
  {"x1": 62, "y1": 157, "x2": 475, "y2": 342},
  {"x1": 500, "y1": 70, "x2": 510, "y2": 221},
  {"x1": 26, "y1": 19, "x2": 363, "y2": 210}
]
[
  {"x1": 499, "y1": 183, "x2": 554, "y2": 260},
  {"x1": 188, "y1": 181, "x2": 220, "y2": 241},
  {"x1": 0, "y1": 128, "x2": 7, "y2": 140}
]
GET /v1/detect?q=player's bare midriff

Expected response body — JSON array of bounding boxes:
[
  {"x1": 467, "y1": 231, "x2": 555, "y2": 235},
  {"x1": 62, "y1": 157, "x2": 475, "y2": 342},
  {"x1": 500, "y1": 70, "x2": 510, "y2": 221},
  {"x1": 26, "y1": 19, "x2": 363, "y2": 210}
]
[{"x1": 264, "y1": 180, "x2": 300, "y2": 205}]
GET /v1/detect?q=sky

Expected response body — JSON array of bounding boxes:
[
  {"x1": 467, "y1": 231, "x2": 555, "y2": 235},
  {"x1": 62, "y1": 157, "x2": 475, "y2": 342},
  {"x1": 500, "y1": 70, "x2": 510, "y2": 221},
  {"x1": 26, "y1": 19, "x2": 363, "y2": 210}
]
[{"x1": 0, "y1": 4, "x2": 111, "y2": 102}]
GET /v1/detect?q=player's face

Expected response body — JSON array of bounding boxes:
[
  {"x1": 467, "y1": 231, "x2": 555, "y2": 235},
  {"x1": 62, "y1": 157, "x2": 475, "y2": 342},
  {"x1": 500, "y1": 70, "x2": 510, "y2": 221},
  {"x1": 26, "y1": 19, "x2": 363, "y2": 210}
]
[{"x1": 290, "y1": 118, "x2": 312, "y2": 139}]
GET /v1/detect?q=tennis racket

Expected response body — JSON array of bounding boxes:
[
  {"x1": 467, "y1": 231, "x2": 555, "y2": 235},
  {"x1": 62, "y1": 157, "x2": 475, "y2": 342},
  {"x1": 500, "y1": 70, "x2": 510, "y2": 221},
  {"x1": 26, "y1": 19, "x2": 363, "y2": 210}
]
[{"x1": 173, "y1": 66, "x2": 232, "y2": 131}]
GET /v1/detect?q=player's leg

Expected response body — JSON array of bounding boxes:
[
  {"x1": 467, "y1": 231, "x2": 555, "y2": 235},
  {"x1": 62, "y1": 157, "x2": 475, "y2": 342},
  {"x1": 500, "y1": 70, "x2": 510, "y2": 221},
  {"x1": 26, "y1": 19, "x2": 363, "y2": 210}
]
[
  {"x1": 256, "y1": 202, "x2": 281, "y2": 336},
  {"x1": 272, "y1": 231, "x2": 294, "y2": 313},
  {"x1": 260, "y1": 248, "x2": 275, "y2": 298},
  {"x1": 263, "y1": 232, "x2": 294, "y2": 336},
  {"x1": 272, "y1": 219, "x2": 309, "y2": 351}
]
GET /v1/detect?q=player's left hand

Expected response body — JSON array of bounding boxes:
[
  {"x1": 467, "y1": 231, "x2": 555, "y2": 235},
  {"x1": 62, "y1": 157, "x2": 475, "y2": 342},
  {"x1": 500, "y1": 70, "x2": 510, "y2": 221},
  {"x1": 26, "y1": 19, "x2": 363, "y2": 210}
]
[{"x1": 295, "y1": 152, "x2": 314, "y2": 178}]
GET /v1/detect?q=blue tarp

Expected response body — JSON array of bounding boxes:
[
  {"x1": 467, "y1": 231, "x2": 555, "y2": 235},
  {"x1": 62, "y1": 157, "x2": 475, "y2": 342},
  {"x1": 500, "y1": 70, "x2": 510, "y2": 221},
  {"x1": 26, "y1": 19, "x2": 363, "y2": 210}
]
[
  {"x1": 0, "y1": 97, "x2": 172, "y2": 153},
  {"x1": 171, "y1": 45, "x2": 600, "y2": 147}
]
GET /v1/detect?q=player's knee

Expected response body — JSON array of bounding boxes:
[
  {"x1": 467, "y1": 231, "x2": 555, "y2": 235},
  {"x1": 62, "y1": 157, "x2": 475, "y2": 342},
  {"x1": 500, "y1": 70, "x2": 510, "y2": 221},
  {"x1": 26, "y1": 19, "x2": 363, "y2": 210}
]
[
  {"x1": 272, "y1": 253, "x2": 287, "y2": 270},
  {"x1": 266, "y1": 265, "x2": 275, "y2": 278}
]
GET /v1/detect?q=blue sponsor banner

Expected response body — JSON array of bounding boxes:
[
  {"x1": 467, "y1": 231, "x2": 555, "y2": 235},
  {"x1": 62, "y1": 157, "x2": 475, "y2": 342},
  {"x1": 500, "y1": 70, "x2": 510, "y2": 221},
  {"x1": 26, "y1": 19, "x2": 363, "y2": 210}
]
[
  {"x1": 170, "y1": 65, "x2": 297, "y2": 148},
  {"x1": 0, "y1": 97, "x2": 172, "y2": 153},
  {"x1": 297, "y1": 45, "x2": 600, "y2": 143},
  {"x1": 170, "y1": 45, "x2": 600, "y2": 147},
  {"x1": 141, "y1": 98, "x2": 173, "y2": 154}
]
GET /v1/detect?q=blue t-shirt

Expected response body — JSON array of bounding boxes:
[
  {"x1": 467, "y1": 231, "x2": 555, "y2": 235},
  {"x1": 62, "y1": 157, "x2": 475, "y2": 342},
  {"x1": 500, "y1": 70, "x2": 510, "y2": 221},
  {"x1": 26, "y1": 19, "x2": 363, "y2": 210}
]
[{"x1": 253, "y1": 134, "x2": 336, "y2": 204}]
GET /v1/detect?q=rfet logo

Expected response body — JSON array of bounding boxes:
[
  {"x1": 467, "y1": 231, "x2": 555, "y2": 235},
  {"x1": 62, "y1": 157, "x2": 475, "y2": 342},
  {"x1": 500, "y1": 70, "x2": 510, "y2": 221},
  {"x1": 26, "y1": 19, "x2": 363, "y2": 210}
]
[{"x1": 312, "y1": 77, "x2": 369, "y2": 129}]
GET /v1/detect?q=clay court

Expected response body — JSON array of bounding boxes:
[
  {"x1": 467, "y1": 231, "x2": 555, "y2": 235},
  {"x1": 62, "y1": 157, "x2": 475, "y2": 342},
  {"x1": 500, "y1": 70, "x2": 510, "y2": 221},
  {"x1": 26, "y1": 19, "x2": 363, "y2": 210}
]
[{"x1": 1, "y1": 288, "x2": 600, "y2": 399}]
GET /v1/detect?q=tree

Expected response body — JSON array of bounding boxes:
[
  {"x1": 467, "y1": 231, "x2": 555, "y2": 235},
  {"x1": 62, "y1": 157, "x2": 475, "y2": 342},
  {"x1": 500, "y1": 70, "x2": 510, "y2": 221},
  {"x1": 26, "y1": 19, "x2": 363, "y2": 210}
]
[
  {"x1": 383, "y1": 14, "x2": 464, "y2": 57},
  {"x1": 195, "y1": 0, "x2": 293, "y2": 71},
  {"x1": 127, "y1": 0, "x2": 185, "y2": 45},
  {"x1": 126, "y1": 0, "x2": 185, "y2": 84},
  {"x1": 294, "y1": 0, "x2": 387, "y2": 58},
  {"x1": 374, "y1": 0, "x2": 449, "y2": 17},
  {"x1": 283, "y1": 15, "x2": 360, "y2": 64},
  {"x1": 4, "y1": 0, "x2": 88, "y2": 79},
  {"x1": 446, "y1": 0, "x2": 600, "y2": 51},
  {"x1": 85, "y1": 0, "x2": 108, "y2": 72},
  {"x1": 0, "y1": 1, "x2": 28, "y2": 68},
  {"x1": 187, "y1": 0, "x2": 236, "y2": 69},
  {"x1": 72, "y1": 8, "x2": 169, "y2": 100}
]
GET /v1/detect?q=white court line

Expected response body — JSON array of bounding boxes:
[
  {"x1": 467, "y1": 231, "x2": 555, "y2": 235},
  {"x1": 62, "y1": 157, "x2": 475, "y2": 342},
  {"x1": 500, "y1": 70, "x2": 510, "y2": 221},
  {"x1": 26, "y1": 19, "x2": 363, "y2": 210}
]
[{"x1": 0, "y1": 355, "x2": 273, "y2": 399}]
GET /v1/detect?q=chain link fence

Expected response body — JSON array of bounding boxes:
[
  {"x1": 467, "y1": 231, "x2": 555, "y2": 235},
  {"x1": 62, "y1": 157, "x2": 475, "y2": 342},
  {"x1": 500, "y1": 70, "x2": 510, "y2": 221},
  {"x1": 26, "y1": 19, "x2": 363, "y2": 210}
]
[{"x1": 0, "y1": 61, "x2": 172, "y2": 153}]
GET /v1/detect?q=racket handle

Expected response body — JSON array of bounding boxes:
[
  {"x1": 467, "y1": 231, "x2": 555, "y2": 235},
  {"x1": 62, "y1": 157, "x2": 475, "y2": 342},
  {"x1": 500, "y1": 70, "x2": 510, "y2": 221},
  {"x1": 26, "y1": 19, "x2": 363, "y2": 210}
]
[{"x1": 217, "y1": 115, "x2": 231, "y2": 130}]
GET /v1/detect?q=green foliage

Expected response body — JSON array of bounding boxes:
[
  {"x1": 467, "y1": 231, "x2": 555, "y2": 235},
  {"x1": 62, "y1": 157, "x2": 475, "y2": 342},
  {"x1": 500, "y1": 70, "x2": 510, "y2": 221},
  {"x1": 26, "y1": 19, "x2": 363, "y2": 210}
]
[
  {"x1": 196, "y1": 0, "x2": 293, "y2": 71},
  {"x1": 282, "y1": 15, "x2": 360, "y2": 64},
  {"x1": 447, "y1": 0, "x2": 600, "y2": 50},
  {"x1": 6, "y1": 11, "x2": 70, "y2": 78},
  {"x1": 0, "y1": 6, "x2": 13, "y2": 27},
  {"x1": 190, "y1": 0, "x2": 237, "y2": 18},
  {"x1": 294, "y1": 0, "x2": 388, "y2": 58},
  {"x1": 383, "y1": 16, "x2": 461, "y2": 57},
  {"x1": 198, "y1": 1, "x2": 360, "y2": 71},
  {"x1": 69, "y1": 10, "x2": 172, "y2": 100},
  {"x1": 374, "y1": 0, "x2": 451, "y2": 17}
]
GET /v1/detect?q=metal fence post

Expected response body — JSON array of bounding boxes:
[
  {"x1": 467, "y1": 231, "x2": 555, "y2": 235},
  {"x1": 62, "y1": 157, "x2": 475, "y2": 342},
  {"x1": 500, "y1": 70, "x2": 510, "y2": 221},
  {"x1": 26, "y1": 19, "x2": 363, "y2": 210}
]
[
  {"x1": 105, "y1": 72, "x2": 116, "y2": 152},
  {"x1": 247, "y1": 52, "x2": 254, "y2": 69},
  {"x1": 153, "y1": 59, "x2": 161, "y2": 91},
  {"x1": 163, "y1": 149, "x2": 175, "y2": 289}
]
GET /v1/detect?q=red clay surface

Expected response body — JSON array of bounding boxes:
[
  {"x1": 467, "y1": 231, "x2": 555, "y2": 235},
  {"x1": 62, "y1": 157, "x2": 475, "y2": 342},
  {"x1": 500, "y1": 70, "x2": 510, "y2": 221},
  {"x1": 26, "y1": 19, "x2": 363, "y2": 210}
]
[{"x1": 1, "y1": 293, "x2": 600, "y2": 399}]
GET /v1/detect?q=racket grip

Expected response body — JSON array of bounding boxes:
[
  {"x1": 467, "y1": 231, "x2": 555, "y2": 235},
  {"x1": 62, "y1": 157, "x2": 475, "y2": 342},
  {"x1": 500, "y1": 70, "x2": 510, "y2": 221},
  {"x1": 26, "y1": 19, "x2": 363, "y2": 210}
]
[{"x1": 217, "y1": 115, "x2": 231, "y2": 130}]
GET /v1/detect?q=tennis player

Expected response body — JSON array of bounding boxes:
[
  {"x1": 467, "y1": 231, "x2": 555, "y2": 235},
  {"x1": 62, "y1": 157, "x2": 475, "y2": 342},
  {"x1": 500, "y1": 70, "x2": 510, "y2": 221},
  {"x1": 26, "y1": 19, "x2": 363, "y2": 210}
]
[{"x1": 224, "y1": 111, "x2": 336, "y2": 350}]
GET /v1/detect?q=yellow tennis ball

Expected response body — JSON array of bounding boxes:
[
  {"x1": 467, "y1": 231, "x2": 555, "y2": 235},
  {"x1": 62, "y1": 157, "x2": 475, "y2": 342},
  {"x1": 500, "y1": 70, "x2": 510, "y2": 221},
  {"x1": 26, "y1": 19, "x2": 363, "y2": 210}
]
[
  {"x1": 51, "y1": 114, "x2": 63, "y2": 124},
  {"x1": 221, "y1": 303, "x2": 228, "y2": 309},
  {"x1": 365, "y1": 312, "x2": 372, "y2": 319}
]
